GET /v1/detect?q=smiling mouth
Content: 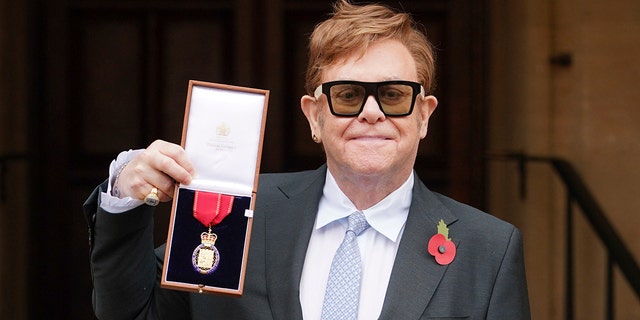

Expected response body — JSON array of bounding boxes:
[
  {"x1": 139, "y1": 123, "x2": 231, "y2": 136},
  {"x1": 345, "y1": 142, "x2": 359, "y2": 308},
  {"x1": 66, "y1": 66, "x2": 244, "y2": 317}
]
[{"x1": 351, "y1": 136, "x2": 391, "y2": 141}]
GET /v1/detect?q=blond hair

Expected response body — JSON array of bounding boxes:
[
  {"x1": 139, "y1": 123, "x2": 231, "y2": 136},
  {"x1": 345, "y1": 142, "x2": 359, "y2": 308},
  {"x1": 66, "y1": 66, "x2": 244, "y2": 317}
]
[{"x1": 305, "y1": 0, "x2": 436, "y2": 95}]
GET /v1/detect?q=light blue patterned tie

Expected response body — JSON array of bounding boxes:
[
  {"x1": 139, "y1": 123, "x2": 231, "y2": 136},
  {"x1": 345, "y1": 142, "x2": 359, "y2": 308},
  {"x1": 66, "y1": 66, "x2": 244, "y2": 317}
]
[{"x1": 321, "y1": 211, "x2": 370, "y2": 320}]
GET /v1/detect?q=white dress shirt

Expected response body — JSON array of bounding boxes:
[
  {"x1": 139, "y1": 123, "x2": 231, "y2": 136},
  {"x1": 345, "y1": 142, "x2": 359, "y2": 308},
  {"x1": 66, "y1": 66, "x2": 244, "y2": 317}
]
[
  {"x1": 100, "y1": 149, "x2": 144, "y2": 213},
  {"x1": 299, "y1": 170, "x2": 412, "y2": 320}
]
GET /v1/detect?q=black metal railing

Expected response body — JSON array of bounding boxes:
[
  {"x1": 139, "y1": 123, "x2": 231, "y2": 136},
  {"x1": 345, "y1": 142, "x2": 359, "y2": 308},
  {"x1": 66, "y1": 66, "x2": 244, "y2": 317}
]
[{"x1": 489, "y1": 152, "x2": 640, "y2": 319}]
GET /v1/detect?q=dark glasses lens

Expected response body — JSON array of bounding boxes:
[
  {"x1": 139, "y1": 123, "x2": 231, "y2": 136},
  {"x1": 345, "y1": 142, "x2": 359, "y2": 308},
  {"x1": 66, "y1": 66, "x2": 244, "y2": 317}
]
[{"x1": 314, "y1": 80, "x2": 424, "y2": 116}]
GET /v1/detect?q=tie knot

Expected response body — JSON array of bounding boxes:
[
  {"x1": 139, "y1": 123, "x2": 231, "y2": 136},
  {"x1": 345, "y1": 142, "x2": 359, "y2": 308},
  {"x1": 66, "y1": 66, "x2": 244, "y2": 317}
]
[{"x1": 347, "y1": 211, "x2": 369, "y2": 236}]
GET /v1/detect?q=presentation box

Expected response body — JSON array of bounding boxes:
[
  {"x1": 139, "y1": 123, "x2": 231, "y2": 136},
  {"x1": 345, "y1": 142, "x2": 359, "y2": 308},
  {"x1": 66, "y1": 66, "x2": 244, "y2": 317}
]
[{"x1": 161, "y1": 80, "x2": 268, "y2": 295}]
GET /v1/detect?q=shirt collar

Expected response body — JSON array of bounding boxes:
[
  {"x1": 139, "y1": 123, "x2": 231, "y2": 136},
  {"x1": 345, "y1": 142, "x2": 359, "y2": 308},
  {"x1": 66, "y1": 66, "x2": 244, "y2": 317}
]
[{"x1": 316, "y1": 170, "x2": 413, "y2": 242}]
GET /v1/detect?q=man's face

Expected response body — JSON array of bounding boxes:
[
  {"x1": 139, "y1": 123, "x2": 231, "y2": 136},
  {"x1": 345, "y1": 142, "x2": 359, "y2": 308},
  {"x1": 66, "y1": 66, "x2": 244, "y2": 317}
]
[{"x1": 301, "y1": 39, "x2": 438, "y2": 181}]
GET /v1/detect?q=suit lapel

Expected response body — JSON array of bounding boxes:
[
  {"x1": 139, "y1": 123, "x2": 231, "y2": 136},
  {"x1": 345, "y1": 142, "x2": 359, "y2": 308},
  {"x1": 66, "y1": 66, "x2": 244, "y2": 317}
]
[
  {"x1": 378, "y1": 178, "x2": 458, "y2": 320},
  {"x1": 264, "y1": 167, "x2": 326, "y2": 320}
]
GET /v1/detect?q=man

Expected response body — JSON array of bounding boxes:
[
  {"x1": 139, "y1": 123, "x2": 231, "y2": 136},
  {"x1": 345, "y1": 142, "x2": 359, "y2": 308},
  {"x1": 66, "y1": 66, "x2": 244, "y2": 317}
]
[{"x1": 85, "y1": 1, "x2": 530, "y2": 319}]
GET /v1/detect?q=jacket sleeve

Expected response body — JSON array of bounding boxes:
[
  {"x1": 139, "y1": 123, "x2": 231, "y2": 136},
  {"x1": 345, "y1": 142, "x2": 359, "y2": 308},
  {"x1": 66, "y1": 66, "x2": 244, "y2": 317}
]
[
  {"x1": 485, "y1": 227, "x2": 531, "y2": 319},
  {"x1": 83, "y1": 181, "x2": 190, "y2": 320}
]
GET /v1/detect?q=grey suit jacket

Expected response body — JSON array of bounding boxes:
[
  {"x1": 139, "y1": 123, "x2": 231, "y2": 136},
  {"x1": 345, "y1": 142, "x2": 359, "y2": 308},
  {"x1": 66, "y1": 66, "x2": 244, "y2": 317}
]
[{"x1": 85, "y1": 165, "x2": 530, "y2": 319}]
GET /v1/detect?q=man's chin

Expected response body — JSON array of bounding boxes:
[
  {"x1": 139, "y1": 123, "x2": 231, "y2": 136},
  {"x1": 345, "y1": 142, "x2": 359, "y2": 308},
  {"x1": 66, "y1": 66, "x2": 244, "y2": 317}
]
[{"x1": 338, "y1": 161, "x2": 392, "y2": 177}]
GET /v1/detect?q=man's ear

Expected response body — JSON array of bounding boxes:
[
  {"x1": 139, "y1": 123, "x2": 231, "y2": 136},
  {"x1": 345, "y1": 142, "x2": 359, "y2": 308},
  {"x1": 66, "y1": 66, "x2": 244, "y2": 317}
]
[
  {"x1": 301, "y1": 94, "x2": 323, "y2": 141},
  {"x1": 417, "y1": 95, "x2": 438, "y2": 139}
]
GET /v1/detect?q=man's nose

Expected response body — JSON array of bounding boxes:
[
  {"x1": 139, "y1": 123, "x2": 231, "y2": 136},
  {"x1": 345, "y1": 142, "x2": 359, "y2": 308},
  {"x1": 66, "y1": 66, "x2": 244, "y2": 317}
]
[{"x1": 357, "y1": 95, "x2": 386, "y2": 123}]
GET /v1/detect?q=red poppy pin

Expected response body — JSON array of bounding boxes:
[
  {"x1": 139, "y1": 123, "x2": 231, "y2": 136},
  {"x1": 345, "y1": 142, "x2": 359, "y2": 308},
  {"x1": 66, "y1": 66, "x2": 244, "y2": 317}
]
[{"x1": 427, "y1": 219, "x2": 456, "y2": 265}]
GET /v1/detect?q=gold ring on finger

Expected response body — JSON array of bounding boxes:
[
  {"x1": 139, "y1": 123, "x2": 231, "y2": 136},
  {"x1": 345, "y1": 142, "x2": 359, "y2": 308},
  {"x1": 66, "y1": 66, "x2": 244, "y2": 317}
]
[{"x1": 144, "y1": 187, "x2": 160, "y2": 206}]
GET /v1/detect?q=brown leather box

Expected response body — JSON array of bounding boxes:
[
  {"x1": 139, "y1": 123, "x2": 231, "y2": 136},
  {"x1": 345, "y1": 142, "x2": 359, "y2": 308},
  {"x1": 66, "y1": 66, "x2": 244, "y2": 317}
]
[{"x1": 161, "y1": 80, "x2": 269, "y2": 295}]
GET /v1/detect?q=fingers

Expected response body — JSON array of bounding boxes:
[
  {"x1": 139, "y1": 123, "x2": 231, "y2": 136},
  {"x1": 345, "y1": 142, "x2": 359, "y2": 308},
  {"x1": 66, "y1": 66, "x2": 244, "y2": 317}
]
[
  {"x1": 115, "y1": 140, "x2": 195, "y2": 202},
  {"x1": 151, "y1": 140, "x2": 195, "y2": 185}
]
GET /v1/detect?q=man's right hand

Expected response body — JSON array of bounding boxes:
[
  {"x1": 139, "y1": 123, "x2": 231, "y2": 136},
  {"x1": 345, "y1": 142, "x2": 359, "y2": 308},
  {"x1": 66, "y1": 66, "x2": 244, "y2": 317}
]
[{"x1": 114, "y1": 140, "x2": 195, "y2": 203}]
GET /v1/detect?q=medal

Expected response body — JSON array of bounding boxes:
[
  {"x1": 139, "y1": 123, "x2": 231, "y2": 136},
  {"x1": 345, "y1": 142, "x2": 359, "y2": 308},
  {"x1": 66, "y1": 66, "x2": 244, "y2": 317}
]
[
  {"x1": 191, "y1": 191, "x2": 234, "y2": 274},
  {"x1": 192, "y1": 228, "x2": 220, "y2": 274}
]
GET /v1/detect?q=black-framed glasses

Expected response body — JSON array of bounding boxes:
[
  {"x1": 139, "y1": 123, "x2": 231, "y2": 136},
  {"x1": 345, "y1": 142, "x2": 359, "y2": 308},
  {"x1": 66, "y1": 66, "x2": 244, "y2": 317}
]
[{"x1": 314, "y1": 80, "x2": 425, "y2": 117}]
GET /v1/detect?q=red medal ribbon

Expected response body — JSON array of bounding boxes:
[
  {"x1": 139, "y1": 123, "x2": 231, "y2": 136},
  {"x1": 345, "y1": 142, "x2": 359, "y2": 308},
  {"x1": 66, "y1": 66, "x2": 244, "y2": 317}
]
[{"x1": 193, "y1": 191, "x2": 235, "y2": 227}]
